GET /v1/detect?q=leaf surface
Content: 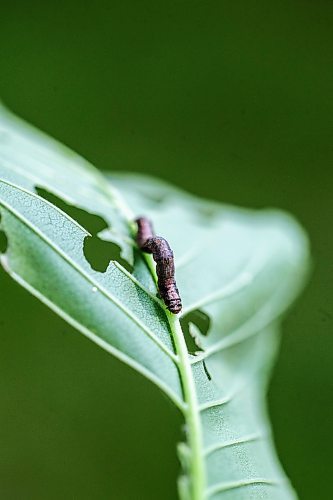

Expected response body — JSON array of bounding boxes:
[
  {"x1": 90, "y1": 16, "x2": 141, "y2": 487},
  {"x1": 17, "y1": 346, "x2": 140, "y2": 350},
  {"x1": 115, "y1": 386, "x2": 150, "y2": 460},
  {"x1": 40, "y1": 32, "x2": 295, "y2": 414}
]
[{"x1": 0, "y1": 104, "x2": 309, "y2": 499}]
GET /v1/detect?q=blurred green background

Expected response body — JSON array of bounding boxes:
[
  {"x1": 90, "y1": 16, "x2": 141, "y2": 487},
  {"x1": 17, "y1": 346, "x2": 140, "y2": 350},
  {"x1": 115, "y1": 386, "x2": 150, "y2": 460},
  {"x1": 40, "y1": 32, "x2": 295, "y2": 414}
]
[{"x1": 0, "y1": 1, "x2": 332, "y2": 498}]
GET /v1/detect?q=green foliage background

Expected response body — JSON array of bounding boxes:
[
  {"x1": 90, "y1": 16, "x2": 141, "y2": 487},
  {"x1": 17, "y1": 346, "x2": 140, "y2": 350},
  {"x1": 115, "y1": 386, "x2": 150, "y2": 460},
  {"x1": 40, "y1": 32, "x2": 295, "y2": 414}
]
[{"x1": 0, "y1": 1, "x2": 331, "y2": 498}]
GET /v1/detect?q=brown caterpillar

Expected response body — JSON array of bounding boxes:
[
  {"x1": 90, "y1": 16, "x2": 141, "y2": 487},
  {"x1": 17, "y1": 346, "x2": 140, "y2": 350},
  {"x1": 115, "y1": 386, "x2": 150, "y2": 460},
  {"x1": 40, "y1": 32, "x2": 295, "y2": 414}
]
[{"x1": 135, "y1": 217, "x2": 182, "y2": 314}]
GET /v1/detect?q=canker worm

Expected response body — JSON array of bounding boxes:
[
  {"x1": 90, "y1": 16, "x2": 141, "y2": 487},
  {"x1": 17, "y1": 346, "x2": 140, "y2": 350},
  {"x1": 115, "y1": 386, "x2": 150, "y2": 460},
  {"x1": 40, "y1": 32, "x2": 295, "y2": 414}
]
[{"x1": 135, "y1": 217, "x2": 182, "y2": 314}]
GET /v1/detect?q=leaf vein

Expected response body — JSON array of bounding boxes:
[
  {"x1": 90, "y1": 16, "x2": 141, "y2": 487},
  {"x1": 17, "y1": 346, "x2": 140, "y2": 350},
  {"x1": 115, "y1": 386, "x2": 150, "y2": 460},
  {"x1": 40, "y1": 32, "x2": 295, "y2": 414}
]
[{"x1": 203, "y1": 432, "x2": 268, "y2": 457}]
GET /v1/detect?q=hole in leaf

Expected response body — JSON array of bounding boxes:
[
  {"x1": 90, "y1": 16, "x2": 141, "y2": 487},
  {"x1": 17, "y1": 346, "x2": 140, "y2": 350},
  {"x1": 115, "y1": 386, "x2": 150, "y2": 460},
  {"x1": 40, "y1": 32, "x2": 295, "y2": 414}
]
[
  {"x1": 183, "y1": 309, "x2": 210, "y2": 336},
  {"x1": 180, "y1": 309, "x2": 211, "y2": 355},
  {"x1": 36, "y1": 187, "x2": 132, "y2": 273},
  {"x1": 181, "y1": 321, "x2": 201, "y2": 354},
  {"x1": 0, "y1": 231, "x2": 8, "y2": 254},
  {"x1": 36, "y1": 187, "x2": 108, "y2": 234},
  {"x1": 203, "y1": 360, "x2": 212, "y2": 381},
  {"x1": 84, "y1": 236, "x2": 132, "y2": 273}
]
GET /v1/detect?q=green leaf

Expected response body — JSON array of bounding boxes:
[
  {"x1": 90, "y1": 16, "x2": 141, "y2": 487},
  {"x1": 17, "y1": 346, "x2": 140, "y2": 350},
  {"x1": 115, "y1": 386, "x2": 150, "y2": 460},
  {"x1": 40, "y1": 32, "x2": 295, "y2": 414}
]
[{"x1": 0, "y1": 103, "x2": 309, "y2": 499}]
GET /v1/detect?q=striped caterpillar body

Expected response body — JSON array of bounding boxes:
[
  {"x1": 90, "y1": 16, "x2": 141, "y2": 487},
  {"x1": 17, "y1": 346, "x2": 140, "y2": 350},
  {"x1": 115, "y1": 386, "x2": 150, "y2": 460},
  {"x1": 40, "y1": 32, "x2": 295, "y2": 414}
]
[{"x1": 135, "y1": 217, "x2": 182, "y2": 314}]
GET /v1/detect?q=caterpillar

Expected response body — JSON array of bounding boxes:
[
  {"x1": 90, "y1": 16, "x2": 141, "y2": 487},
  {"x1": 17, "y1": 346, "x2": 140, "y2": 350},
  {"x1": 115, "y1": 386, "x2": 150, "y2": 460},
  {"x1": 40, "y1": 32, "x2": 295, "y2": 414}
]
[{"x1": 135, "y1": 217, "x2": 182, "y2": 314}]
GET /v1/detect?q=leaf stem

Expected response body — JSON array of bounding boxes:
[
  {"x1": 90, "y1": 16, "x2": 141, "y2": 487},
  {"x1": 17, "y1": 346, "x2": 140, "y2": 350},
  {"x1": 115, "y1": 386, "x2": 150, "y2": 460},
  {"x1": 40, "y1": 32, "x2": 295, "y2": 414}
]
[{"x1": 167, "y1": 312, "x2": 206, "y2": 500}]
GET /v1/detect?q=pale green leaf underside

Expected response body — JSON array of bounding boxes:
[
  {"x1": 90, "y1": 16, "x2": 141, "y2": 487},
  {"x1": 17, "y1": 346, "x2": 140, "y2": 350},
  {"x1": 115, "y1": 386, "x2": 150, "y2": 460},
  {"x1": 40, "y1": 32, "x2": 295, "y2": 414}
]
[{"x1": 0, "y1": 104, "x2": 309, "y2": 499}]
